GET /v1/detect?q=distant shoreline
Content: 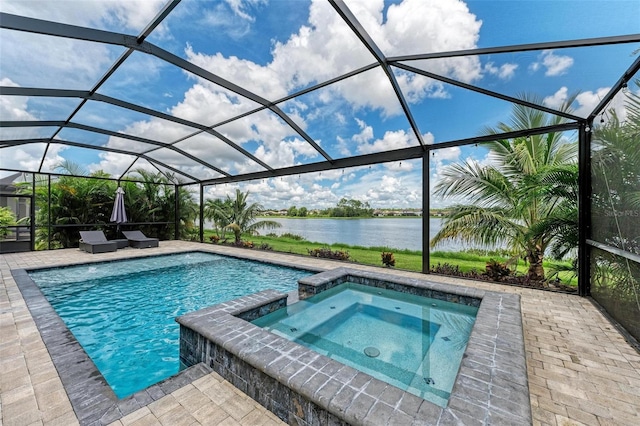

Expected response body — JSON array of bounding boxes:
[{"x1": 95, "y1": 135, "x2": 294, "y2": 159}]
[{"x1": 258, "y1": 215, "x2": 436, "y2": 219}]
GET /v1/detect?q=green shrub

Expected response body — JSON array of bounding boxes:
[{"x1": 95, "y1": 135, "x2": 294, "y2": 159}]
[
  {"x1": 381, "y1": 251, "x2": 395, "y2": 267},
  {"x1": 0, "y1": 207, "x2": 17, "y2": 240},
  {"x1": 307, "y1": 246, "x2": 351, "y2": 261},
  {"x1": 484, "y1": 259, "x2": 512, "y2": 281},
  {"x1": 280, "y1": 232, "x2": 305, "y2": 241}
]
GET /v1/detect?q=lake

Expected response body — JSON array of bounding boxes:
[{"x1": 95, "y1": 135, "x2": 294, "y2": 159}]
[{"x1": 248, "y1": 217, "x2": 471, "y2": 252}]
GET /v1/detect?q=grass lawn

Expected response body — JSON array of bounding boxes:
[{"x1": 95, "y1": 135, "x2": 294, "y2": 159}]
[{"x1": 203, "y1": 231, "x2": 577, "y2": 287}]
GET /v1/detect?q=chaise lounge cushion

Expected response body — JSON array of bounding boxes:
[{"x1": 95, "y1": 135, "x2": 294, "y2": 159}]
[
  {"x1": 122, "y1": 230, "x2": 159, "y2": 249},
  {"x1": 79, "y1": 231, "x2": 118, "y2": 254}
]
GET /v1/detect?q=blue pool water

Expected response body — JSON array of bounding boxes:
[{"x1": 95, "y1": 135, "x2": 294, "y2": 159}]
[
  {"x1": 252, "y1": 283, "x2": 478, "y2": 407},
  {"x1": 29, "y1": 252, "x2": 312, "y2": 398}
]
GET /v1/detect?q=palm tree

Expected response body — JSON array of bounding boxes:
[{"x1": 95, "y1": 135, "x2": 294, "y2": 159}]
[
  {"x1": 123, "y1": 169, "x2": 199, "y2": 240},
  {"x1": 591, "y1": 105, "x2": 640, "y2": 254},
  {"x1": 207, "y1": 189, "x2": 281, "y2": 244},
  {"x1": 589, "y1": 82, "x2": 640, "y2": 340},
  {"x1": 431, "y1": 93, "x2": 579, "y2": 280},
  {"x1": 203, "y1": 198, "x2": 232, "y2": 240}
]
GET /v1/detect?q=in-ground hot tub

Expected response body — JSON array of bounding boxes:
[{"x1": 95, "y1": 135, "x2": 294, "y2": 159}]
[
  {"x1": 252, "y1": 282, "x2": 478, "y2": 408},
  {"x1": 178, "y1": 267, "x2": 531, "y2": 425}
]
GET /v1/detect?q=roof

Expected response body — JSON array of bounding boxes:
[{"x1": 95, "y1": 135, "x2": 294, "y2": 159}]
[{"x1": 1, "y1": 0, "x2": 639, "y2": 193}]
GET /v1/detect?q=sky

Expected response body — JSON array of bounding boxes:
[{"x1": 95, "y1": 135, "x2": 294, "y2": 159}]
[{"x1": 1, "y1": 0, "x2": 639, "y2": 209}]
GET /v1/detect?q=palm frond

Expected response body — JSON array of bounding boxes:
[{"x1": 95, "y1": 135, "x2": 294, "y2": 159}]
[
  {"x1": 430, "y1": 205, "x2": 524, "y2": 249},
  {"x1": 434, "y1": 160, "x2": 516, "y2": 208}
]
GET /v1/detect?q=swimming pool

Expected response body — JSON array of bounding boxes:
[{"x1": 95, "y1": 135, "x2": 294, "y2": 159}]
[
  {"x1": 252, "y1": 282, "x2": 478, "y2": 407},
  {"x1": 28, "y1": 251, "x2": 312, "y2": 398}
]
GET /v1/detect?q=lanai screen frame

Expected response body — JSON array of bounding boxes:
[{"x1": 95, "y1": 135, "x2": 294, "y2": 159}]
[{"x1": 2, "y1": 0, "x2": 640, "y2": 298}]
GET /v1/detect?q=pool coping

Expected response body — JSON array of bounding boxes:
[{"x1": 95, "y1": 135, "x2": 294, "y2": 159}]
[
  {"x1": 9, "y1": 249, "x2": 321, "y2": 426},
  {"x1": 178, "y1": 267, "x2": 532, "y2": 425}
]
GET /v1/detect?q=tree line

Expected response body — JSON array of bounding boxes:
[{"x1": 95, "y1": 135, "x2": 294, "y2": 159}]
[{"x1": 287, "y1": 198, "x2": 373, "y2": 217}]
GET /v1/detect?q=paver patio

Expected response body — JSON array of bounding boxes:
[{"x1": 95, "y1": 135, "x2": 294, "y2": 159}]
[{"x1": 1, "y1": 241, "x2": 639, "y2": 425}]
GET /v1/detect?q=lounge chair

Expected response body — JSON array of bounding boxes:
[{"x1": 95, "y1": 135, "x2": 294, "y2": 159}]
[
  {"x1": 122, "y1": 230, "x2": 159, "y2": 248},
  {"x1": 79, "y1": 231, "x2": 118, "y2": 254}
]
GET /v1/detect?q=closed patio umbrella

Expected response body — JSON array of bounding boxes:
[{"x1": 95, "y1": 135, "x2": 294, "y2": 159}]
[{"x1": 110, "y1": 187, "x2": 127, "y2": 233}]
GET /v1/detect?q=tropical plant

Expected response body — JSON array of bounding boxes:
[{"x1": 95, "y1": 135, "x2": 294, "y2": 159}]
[
  {"x1": 484, "y1": 259, "x2": 511, "y2": 281},
  {"x1": 121, "y1": 169, "x2": 198, "y2": 241},
  {"x1": 431, "y1": 93, "x2": 579, "y2": 281},
  {"x1": 206, "y1": 189, "x2": 281, "y2": 244},
  {"x1": 0, "y1": 207, "x2": 17, "y2": 239},
  {"x1": 22, "y1": 164, "x2": 198, "y2": 248},
  {"x1": 381, "y1": 251, "x2": 396, "y2": 267},
  {"x1": 591, "y1": 98, "x2": 640, "y2": 255},
  {"x1": 26, "y1": 163, "x2": 118, "y2": 248},
  {"x1": 589, "y1": 79, "x2": 640, "y2": 341},
  {"x1": 307, "y1": 246, "x2": 351, "y2": 261},
  {"x1": 203, "y1": 197, "x2": 232, "y2": 240}
]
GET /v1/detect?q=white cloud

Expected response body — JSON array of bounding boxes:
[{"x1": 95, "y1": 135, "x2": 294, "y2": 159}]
[
  {"x1": 0, "y1": 1, "x2": 166, "y2": 89},
  {"x1": 0, "y1": 78, "x2": 68, "y2": 171},
  {"x1": 0, "y1": 0, "x2": 165, "y2": 32},
  {"x1": 184, "y1": 0, "x2": 483, "y2": 117},
  {"x1": 254, "y1": 139, "x2": 319, "y2": 168},
  {"x1": 1, "y1": 0, "x2": 488, "y2": 211},
  {"x1": 335, "y1": 136, "x2": 352, "y2": 156},
  {"x1": 357, "y1": 129, "x2": 414, "y2": 154},
  {"x1": 0, "y1": 78, "x2": 19, "y2": 89},
  {"x1": 0, "y1": 79, "x2": 36, "y2": 122},
  {"x1": 224, "y1": 0, "x2": 267, "y2": 22},
  {"x1": 0, "y1": 144, "x2": 44, "y2": 171},
  {"x1": 362, "y1": 173, "x2": 421, "y2": 207},
  {"x1": 484, "y1": 62, "x2": 518, "y2": 80},
  {"x1": 575, "y1": 87, "x2": 614, "y2": 119},
  {"x1": 379, "y1": 0, "x2": 483, "y2": 83},
  {"x1": 531, "y1": 50, "x2": 574, "y2": 77},
  {"x1": 352, "y1": 119, "x2": 374, "y2": 144},
  {"x1": 349, "y1": 117, "x2": 433, "y2": 156},
  {"x1": 197, "y1": 160, "x2": 425, "y2": 210},
  {"x1": 0, "y1": 31, "x2": 117, "y2": 89},
  {"x1": 57, "y1": 0, "x2": 484, "y2": 177},
  {"x1": 171, "y1": 82, "x2": 259, "y2": 125},
  {"x1": 335, "y1": 0, "x2": 484, "y2": 111},
  {"x1": 432, "y1": 147, "x2": 462, "y2": 162},
  {"x1": 185, "y1": 47, "x2": 288, "y2": 100},
  {"x1": 543, "y1": 86, "x2": 570, "y2": 110},
  {"x1": 543, "y1": 86, "x2": 622, "y2": 119},
  {"x1": 394, "y1": 72, "x2": 449, "y2": 104},
  {"x1": 88, "y1": 151, "x2": 138, "y2": 177}
]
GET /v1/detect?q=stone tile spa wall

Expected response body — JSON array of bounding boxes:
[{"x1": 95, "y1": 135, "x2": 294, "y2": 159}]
[{"x1": 177, "y1": 268, "x2": 531, "y2": 425}]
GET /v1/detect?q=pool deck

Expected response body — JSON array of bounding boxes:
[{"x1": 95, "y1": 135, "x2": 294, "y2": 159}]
[{"x1": 1, "y1": 241, "x2": 639, "y2": 426}]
